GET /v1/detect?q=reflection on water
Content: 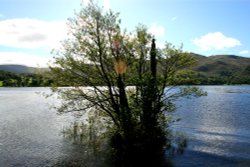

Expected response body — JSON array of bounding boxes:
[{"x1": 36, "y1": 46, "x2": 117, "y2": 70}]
[
  {"x1": 1, "y1": 86, "x2": 250, "y2": 166},
  {"x1": 172, "y1": 86, "x2": 250, "y2": 166}
]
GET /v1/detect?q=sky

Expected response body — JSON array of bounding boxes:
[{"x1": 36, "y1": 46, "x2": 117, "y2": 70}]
[{"x1": 0, "y1": 0, "x2": 249, "y2": 67}]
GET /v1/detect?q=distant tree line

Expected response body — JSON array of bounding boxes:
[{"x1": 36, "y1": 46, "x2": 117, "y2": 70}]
[
  {"x1": 0, "y1": 64, "x2": 250, "y2": 87},
  {"x1": 0, "y1": 70, "x2": 53, "y2": 87},
  {"x1": 192, "y1": 73, "x2": 250, "y2": 85},
  {"x1": 1, "y1": 68, "x2": 250, "y2": 87}
]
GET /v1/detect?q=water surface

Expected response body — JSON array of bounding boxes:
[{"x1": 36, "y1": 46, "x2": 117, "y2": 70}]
[
  {"x1": 172, "y1": 86, "x2": 250, "y2": 166},
  {"x1": 1, "y1": 86, "x2": 250, "y2": 166},
  {"x1": 0, "y1": 88, "x2": 75, "y2": 166}
]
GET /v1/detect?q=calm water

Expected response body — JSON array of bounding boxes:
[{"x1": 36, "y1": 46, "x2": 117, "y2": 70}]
[{"x1": 1, "y1": 86, "x2": 250, "y2": 166}]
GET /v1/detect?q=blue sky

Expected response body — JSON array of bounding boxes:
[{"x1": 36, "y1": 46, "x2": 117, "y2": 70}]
[{"x1": 0, "y1": 0, "x2": 249, "y2": 67}]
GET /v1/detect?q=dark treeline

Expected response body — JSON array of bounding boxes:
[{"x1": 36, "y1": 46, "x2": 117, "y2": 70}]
[
  {"x1": 183, "y1": 73, "x2": 250, "y2": 85},
  {"x1": 0, "y1": 70, "x2": 53, "y2": 87},
  {"x1": 195, "y1": 75, "x2": 250, "y2": 85},
  {"x1": 1, "y1": 65, "x2": 250, "y2": 87}
]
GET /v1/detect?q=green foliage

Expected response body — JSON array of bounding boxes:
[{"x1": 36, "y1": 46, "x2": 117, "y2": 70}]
[
  {"x1": 0, "y1": 70, "x2": 53, "y2": 87},
  {"x1": 49, "y1": 2, "x2": 206, "y2": 166}
]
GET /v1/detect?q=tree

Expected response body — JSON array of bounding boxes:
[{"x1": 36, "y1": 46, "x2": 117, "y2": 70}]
[{"x1": 49, "y1": 2, "x2": 206, "y2": 166}]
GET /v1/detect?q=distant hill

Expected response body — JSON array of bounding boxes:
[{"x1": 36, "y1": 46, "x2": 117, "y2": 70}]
[
  {"x1": 192, "y1": 54, "x2": 250, "y2": 77},
  {"x1": 1, "y1": 54, "x2": 250, "y2": 85},
  {"x1": 0, "y1": 64, "x2": 48, "y2": 74},
  {"x1": 0, "y1": 65, "x2": 52, "y2": 87}
]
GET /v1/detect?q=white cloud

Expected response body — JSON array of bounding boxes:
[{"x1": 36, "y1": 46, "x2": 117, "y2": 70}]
[
  {"x1": 171, "y1": 16, "x2": 177, "y2": 21},
  {"x1": 148, "y1": 23, "x2": 166, "y2": 37},
  {"x1": 0, "y1": 18, "x2": 67, "y2": 49},
  {"x1": 239, "y1": 50, "x2": 249, "y2": 55},
  {"x1": 0, "y1": 52, "x2": 51, "y2": 67},
  {"x1": 192, "y1": 32, "x2": 241, "y2": 51}
]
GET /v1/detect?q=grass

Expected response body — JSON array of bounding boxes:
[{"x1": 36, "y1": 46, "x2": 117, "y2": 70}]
[{"x1": 0, "y1": 81, "x2": 3, "y2": 87}]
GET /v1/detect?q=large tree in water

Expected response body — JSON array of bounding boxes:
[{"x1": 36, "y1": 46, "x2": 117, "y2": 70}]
[{"x1": 49, "y1": 2, "x2": 205, "y2": 166}]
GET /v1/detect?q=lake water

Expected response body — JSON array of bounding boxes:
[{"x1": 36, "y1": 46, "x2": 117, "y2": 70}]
[
  {"x1": 0, "y1": 88, "x2": 77, "y2": 167},
  {"x1": 1, "y1": 86, "x2": 250, "y2": 166},
  {"x1": 172, "y1": 86, "x2": 250, "y2": 167}
]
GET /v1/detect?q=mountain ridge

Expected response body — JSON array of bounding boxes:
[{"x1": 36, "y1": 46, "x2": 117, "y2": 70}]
[
  {"x1": 0, "y1": 64, "x2": 48, "y2": 74},
  {"x1": 1, "y1": 54, "x2": 250, "y2": 85},
  {"x1": 191, "y1": 54, "x2": 250, "y2": 76}
]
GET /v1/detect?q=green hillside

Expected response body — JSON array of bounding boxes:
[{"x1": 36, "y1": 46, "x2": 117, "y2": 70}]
[
  {"x1": 0, "y1": 65, "x2": 36, "y2": 74},
  {"x1": 193, "y1": 54, "x2": 250, "y2": 75},
  {"x1": 192, "y1": 54, "x2": 250, "y2": 84},
  {"x1": 0, "y1": 66, "x2": 52, "y2": 87},
  {"x1": 0, "y1": 64, "x2": 49, "y2": 74}
]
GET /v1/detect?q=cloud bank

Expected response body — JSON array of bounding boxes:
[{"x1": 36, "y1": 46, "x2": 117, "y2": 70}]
[
  {"x1": 193, "y1": 32, "x2": 241, "y2": 51},
  {"x1": 148, "y1": 23, "x2": 166, "y2": 37},
  {"x1": 0, "y1": 18, "x2": 67, "y2": 49}
]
